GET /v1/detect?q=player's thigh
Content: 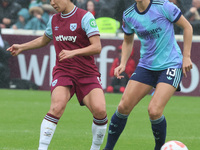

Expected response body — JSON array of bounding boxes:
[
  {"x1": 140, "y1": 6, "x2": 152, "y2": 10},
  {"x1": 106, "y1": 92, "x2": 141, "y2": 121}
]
[
  {"x1": 148, "y1": 82, "x2": 177, "y2": 119},
  {"x1": 50, "y1": 86, "x2": 71, "y2": 115},
  {"x1": 118, "y1": 80, "x2": 153, "y2": 114},
  {"x1": 83, "y1": 88, "x2": 106, "y2": 118}
]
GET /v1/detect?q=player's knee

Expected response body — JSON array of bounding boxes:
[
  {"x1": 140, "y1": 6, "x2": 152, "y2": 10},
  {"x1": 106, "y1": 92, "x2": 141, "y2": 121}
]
[
  {"x1": 118, "y1": 101, "x2": 131, "y2": 115},
  {"x1": 92, "y1": 102, "x2": 107, "y2": 118},
  {"x1": 93, "y1": 107, "x2": 106, "y2": 119},
  {"x1": 50, "y1": 103, "x2": 66, "y2": 117},
  {"x1": 148, "y1": 106, "x2": 162, "y2": 120}
]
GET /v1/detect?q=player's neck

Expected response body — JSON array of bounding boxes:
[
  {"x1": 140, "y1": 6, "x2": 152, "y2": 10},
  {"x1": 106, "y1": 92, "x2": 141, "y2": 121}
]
[
  {"x1": 62, "y1": 2, "x2": 75, "y2": 14},
  {"x1": 136, "y1": 0, "x2": 150, "y2": 12}
]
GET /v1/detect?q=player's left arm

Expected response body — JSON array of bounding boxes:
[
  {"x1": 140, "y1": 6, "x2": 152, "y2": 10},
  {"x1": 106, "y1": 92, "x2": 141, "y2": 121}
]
[
  {"x1": 59, "y1": 35, "x2": 101, "y2": 61},
  {"x1": 175, "y1": 15, "x2": 193, "y2": 77},
  {"x1": 74, "y1": 35, "x2": 102, "y2": 56}
]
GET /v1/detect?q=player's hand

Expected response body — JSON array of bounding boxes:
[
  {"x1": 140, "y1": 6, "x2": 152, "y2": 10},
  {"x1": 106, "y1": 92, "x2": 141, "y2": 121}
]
[
  {"x1": 182, "y1": 56, "x2": 192, "y2": 77},
  {"x1": 7, "y1": 44, "x2": 22, "y2": 56},
  {"x1": 59, "y1": 49, "x2": 75, "y2": 61},
  {"x1": 114, "y1": 65, "x2": 126, "y2": 79}
]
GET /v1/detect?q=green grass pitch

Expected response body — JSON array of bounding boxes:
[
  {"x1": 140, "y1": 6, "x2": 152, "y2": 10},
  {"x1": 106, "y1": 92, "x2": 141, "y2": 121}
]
[{"x1": 0, "y1": 89, "x2": 199, "y2": 150}]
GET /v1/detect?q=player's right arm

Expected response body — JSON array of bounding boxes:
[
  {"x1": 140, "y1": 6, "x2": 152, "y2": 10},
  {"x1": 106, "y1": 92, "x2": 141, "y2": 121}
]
[
  {"x1": 114, "y1": 33, "x2": 134, "y2": 79},
  {"x1": 7, "y1": 34, "x2": 51, "y2": 56}
]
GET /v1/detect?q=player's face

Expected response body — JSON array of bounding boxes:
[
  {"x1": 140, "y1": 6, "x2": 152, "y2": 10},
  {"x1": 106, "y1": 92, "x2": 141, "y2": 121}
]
[{"x1": 50, "y1": 0, "x2": 68, "y2": 13}]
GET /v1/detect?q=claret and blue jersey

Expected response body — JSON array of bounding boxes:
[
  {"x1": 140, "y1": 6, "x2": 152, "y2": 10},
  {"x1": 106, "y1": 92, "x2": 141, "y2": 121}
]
[
  {"x1": 122, "y1": 0, "x2": 183, "y2": 71},
  {"x1": 43, "y1": 6, "x2": 100, "y2": 77}
]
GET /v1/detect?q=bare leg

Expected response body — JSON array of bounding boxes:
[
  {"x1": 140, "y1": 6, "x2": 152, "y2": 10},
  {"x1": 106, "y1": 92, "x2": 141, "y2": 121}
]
[
  {"x1": 148, "y1": 83, "x2": 177, "y2": 150},
  {"x1": 38, "y1": 86, "x2": 71, "y2": 150},
  {"x1": 83, "y1": 88, "x2": 107, "y2": 150}
]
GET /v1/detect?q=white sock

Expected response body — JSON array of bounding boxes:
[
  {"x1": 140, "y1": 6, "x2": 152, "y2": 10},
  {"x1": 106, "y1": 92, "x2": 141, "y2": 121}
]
[
  {"x1": 90, "y1": 123, "x2": 107, "y2": 150},
  {"x1": 38, "y1": 119, "x2": 57, "y2": 150}
]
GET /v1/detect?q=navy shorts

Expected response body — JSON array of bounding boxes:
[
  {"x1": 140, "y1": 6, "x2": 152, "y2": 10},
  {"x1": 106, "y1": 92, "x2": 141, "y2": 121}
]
[{"x1": 130, "y1": 67, "x2": 183, "y2": 91}]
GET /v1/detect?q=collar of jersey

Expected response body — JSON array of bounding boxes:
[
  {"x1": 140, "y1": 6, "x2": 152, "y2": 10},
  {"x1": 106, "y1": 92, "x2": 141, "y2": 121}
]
[
  {"x1": 61, "y1": 6, "x2": 77, "y2": 18},
  {"x1": 135, "y1": 0, "x2": 153, "y2": 15}
]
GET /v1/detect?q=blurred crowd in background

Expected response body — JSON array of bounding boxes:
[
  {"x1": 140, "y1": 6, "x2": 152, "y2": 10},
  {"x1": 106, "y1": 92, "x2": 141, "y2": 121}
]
[
  {"x1": 0, "y1": 0, "x2": 200, "y2": 34},
  {"x1": 0, "y1": 0, "x2": 199, "y2": 90}
]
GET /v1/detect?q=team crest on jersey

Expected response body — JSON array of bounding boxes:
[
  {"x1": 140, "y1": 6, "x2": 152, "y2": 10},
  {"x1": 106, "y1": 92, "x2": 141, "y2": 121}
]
[
  {"x1": 70, "y1": 23, "x2": 77, "y2": 31},
  {"x1": 52, "y1": 79, "x2": 58, "y2": 87}
]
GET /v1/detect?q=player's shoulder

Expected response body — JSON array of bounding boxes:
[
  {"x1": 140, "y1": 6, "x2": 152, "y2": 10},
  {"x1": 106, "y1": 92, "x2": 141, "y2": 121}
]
[
  {"x1": 52, "y1": 13, "x2": 60, "y2": 19},
  {"x1": 77, "y1": 7, "x2": 87, "y2": 13},
  {"x1": 123, "y1": 3, "x2": 136, "y2": 17},
  {"x1": 76, "y1": 7, "x2": 88, "y2": 16},
  {"x1": 152, "y1": 0, "x2": 177, "y2": 11},
  {"x1": 151, "y1": 0, "x2": 171, "y2": 12},
  {"x1": 152, "y1": 0, "x2": 166, "y2": 5}
]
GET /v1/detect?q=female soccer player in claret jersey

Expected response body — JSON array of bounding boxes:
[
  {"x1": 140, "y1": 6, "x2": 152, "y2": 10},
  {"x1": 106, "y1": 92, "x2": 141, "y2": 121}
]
[
  {"x1": 7, "y1": 0, "x2": 108, "y2": 149},
  {"x1": 103, "y1": 0, "x2": 193, "y2": 150}
]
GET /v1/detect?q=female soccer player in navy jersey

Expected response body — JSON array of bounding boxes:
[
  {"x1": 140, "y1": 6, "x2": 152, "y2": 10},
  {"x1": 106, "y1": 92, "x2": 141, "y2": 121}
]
[
  {"x1": 7, "y1": 0, "x2": 108, "y2": 149},
  {"x1": 103, "y1": 0, "x2": 193, "y2": 150}
]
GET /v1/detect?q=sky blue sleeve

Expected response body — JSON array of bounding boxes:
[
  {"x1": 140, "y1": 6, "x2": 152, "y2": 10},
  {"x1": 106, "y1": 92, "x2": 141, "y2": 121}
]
[
  {"x1": 163, "y1": 1, "x2": 182, "y2": 23},
  {"x1": 81, "y1": 12, "x2": 100, "y2": 38},
  {"x1": 45, "y1": 16, "x2": 53, "y2": 39},
  {"x1": 122, "y1": 14, "x2": 134, "y2": 35}
]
